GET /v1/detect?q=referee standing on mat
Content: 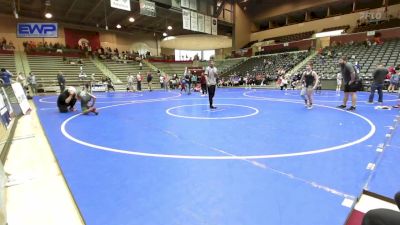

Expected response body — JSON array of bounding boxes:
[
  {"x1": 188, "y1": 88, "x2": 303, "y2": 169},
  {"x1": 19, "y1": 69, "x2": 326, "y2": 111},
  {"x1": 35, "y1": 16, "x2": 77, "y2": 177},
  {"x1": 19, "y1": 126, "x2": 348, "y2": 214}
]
[{"x1": 205, "y1": 59, "x2": 218, "y2": 109}]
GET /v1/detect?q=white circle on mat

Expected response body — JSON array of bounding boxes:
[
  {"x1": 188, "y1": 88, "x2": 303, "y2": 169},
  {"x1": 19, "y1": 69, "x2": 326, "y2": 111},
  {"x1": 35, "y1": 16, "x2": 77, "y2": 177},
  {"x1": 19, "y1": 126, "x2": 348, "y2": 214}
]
[
  {"x1": 166, "y1": 104, "x2": 259, "y2": 120},
  {"x1": 61, "y1": 99, "x2": 376, "y2": 160}
]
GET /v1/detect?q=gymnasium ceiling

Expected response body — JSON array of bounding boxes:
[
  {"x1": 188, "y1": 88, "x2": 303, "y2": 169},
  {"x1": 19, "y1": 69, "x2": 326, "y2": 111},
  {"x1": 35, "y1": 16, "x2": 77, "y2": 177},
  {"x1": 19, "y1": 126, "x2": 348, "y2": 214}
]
[
  {"x1": 0, "y1": 0, "x2": 399, "y2": 36},
  {"x1": 0, "y1": 0, "x2": 233, "y2": 37},
  {"x1": 238, "y1": 0, "x2": 400, "y2": 28}
]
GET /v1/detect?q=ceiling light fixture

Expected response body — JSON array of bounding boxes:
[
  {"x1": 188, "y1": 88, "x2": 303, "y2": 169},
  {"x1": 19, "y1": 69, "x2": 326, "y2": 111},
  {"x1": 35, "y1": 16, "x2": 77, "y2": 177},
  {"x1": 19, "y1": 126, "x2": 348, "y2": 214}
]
[
  {"x1": 163, "y1": 32, "x2": 168, "y2": 37},
  {"x1": 116, "y1": 24, "x2": 122, "y2": 29},
  {"x1": 129, "y1": 17, "x2": 135, "y2": 22},
  {"x1": 167, "y1": 25, "x2": 172, "y2": 30},
  {"x1": 45, "y1": 12, "x2": 52, "y2": 19}
]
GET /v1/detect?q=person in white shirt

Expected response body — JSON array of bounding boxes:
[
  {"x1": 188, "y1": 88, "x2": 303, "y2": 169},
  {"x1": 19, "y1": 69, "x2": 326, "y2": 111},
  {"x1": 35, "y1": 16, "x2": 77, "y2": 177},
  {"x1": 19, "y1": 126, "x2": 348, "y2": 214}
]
[
  {"x1": 159, "y1": 73, "x2": 165, "y2": 89},
  {"x1": 127, "y1": 73, "x2": 135, "y2": 92},
  {"x1": 205, "y1": 60, "x2": 218, "y2": 109},
  {"x1": 336, "y1": 72, "x2": 342, "y2": 96},
  {"x1": 136, "y1": 72, "x2": 142, "y2": 91}
]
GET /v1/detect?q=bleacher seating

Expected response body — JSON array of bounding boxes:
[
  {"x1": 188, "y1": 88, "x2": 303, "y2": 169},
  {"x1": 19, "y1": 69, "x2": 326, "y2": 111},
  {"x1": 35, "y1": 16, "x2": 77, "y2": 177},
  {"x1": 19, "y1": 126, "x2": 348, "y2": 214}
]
[
  {"x1": 26, "y1": 55, "x2": 103, "y2": 89},
  {"x1": 101, "y1": 60, "x2": 154, "y2": 84},
  {"x1": 301, "y1": 39, "x2": 400, "y2": 80},
  {"x1": 0, "y1": 52, "x2": 16, "y2": 75},
  {"x1": 224, "y1": 51, "x2": 309, "y2": 78},
  {"x1": 151, "y1": 62, "x2": 192, "y2": 76},
  {"x1": 262, "y1": 31, "x2": 314, "y2": 43},
  {"x1": 321, "y1": 25, "x2": 350, "y2": 32},
  {"x1": 199, "y1": 58, "x2": 245, "y2": 74}
]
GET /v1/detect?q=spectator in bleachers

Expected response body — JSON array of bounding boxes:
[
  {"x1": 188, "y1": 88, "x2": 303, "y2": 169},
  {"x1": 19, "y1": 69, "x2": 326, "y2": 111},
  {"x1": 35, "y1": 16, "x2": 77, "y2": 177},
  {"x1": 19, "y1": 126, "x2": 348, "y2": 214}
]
[
  {"x1": 337, "y1": 56, "x2": 358, "y2": 111},
  {"x1": 57, "y1": 86, "x2": 77, "y2": 113},
  {"x1": 364, "y1": 38, "x2": 372, "y2": 48},
  {"x1": 368, "y1": 62, "x2": 388, "y2": 104},
  {"x1": 57, "y1": 71, "x2": 66, "y2": 93},
  {"x1": 28, "y1": 72, "x2": 37, "y2": 95},
  {"x1": 0, "y1": 68, "x2": 12, "y2": 85}
]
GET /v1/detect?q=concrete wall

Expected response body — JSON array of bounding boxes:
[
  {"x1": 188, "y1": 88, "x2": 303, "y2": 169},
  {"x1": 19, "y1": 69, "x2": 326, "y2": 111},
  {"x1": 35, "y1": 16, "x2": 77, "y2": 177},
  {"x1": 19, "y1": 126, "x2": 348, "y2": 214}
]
[{"x1": 233, "y1": 3, "x2": 253, "y2": 50}]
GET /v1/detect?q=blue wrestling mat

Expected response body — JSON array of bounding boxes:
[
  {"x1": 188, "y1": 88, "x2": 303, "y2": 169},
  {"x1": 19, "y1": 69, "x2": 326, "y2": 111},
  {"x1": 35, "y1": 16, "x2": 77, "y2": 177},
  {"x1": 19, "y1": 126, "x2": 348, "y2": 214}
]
[{"x1": 34, "y1": 89, "x2": 400, "y2": 225}]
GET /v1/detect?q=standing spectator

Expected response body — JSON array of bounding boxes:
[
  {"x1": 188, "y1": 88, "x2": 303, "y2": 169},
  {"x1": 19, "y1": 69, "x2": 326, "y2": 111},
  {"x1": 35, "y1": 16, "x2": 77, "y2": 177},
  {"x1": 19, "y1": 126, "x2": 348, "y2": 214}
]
[
  {"x1": 388, "y1": 67, "x2": 399, "y2": 93},
  {"x1": 146, "y1": 71, "x2": 153, "y2": 91},
  {"x1": 191, "y1": 73, "x2": 197, "y2": 90},
  {"x1": 136, "y1": 72, "x2": 142, "y2": 91},
  {"x1": 337, "y1": 56, "x2": 359, "y2": 111},
  {"x1": 57, "y1": 71, "x2": 66, "y2": 93},
  {"x1": 0, "y1": 68, "x2": 12, "y2": 85},
  {"x1": 205, "y1": 60, "x2": 218, "y2": 109},
  {"x1": 159, "y1": 73, "x2": 164, "y2": 89},
  {"x1": 127, "y1": 73, "x2": 135, "y2": 92},
  {"x1": 368, "y1": 62, "x2": 388, "y2": 104},
  {"x1": 163, "y1": 73, "x2": 169, "y2": 91},
  {"x1": 106, "y1": 77, "x2": 115, "y2": 92},
  {"x1": 139, "y1": 61, "x2": 143, "y2": 70},
  {"x1": 299, "y1": 62, "x2": 319, "y2": 109},
  {"x1": 336, "y1": 72, "x2": 342, "y2": 96},
  {"x1": 28, "y1": 72, "x2": 37, "y2": 95},
  {"x1": 200, "y1": 72, "x2": 207, "y2": 96}
]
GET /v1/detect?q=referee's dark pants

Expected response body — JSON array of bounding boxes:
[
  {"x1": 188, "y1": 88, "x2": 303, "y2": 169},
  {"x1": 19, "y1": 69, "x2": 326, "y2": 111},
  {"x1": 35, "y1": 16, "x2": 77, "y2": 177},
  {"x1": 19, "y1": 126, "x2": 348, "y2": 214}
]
[{"x1": 207, "y1": 85, "x2": 216, "y2": 107}]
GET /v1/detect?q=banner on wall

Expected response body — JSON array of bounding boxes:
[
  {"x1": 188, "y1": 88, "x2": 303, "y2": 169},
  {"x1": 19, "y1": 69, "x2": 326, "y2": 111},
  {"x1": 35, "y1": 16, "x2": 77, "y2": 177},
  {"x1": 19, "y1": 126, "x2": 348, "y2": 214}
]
[
  {"x1": 139, "y1": 0, "x2": 156, "y2": 17},
  {"x1": 64, "y1": 28, "x2": 101, "y2": 50},
  {"x1": 204, "y1": 16, "x2": 211, "y2": 34},
  {"x1": 181, "y1": 0, "x2": 189, "y2": 8},
  {"x1": 182, "y1": 9, "x2": 191, "y2": 30},
  {"x1": 171, "y1": 0, "x2": 181, "y2": 8},
  {"x1": 189, "y1": 0, "x2": 197, "y2": 10},
  {"x1": 17, "y1": 23, "x2": 58, "y2": 38},
  {"x1": 190, "y1": 11, "x2": 198, "y2": 31},
  {"x1": 211, "y1": 18, "x2": 218, "y2": 35},
  {"x1": 110, "y1": 0, "x2": 131, "y2": 11},
  {"x1": 197, "y1": 14, "x2": 204, "y2": 33}
]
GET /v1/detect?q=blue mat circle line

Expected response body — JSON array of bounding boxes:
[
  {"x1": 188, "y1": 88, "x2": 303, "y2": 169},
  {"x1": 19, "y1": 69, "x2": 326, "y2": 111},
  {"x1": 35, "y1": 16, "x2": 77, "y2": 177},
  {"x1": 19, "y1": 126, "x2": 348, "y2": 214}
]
[{"x1": 60, "y1": 98, "x2": 377, "y2": 160}]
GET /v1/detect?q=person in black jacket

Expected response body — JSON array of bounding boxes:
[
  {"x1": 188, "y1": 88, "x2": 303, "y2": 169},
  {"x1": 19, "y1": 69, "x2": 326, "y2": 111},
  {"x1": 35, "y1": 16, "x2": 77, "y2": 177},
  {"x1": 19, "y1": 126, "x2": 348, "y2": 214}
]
[
  {"x1": 362, "y1": 192, "x2": 400, "y2": 225},
  {"x1": 368, "y1": 62, "x2": 388, "y2": 104},
  {"x1": 57, "y1": 86, "x2": 77, "y2": 113}
]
